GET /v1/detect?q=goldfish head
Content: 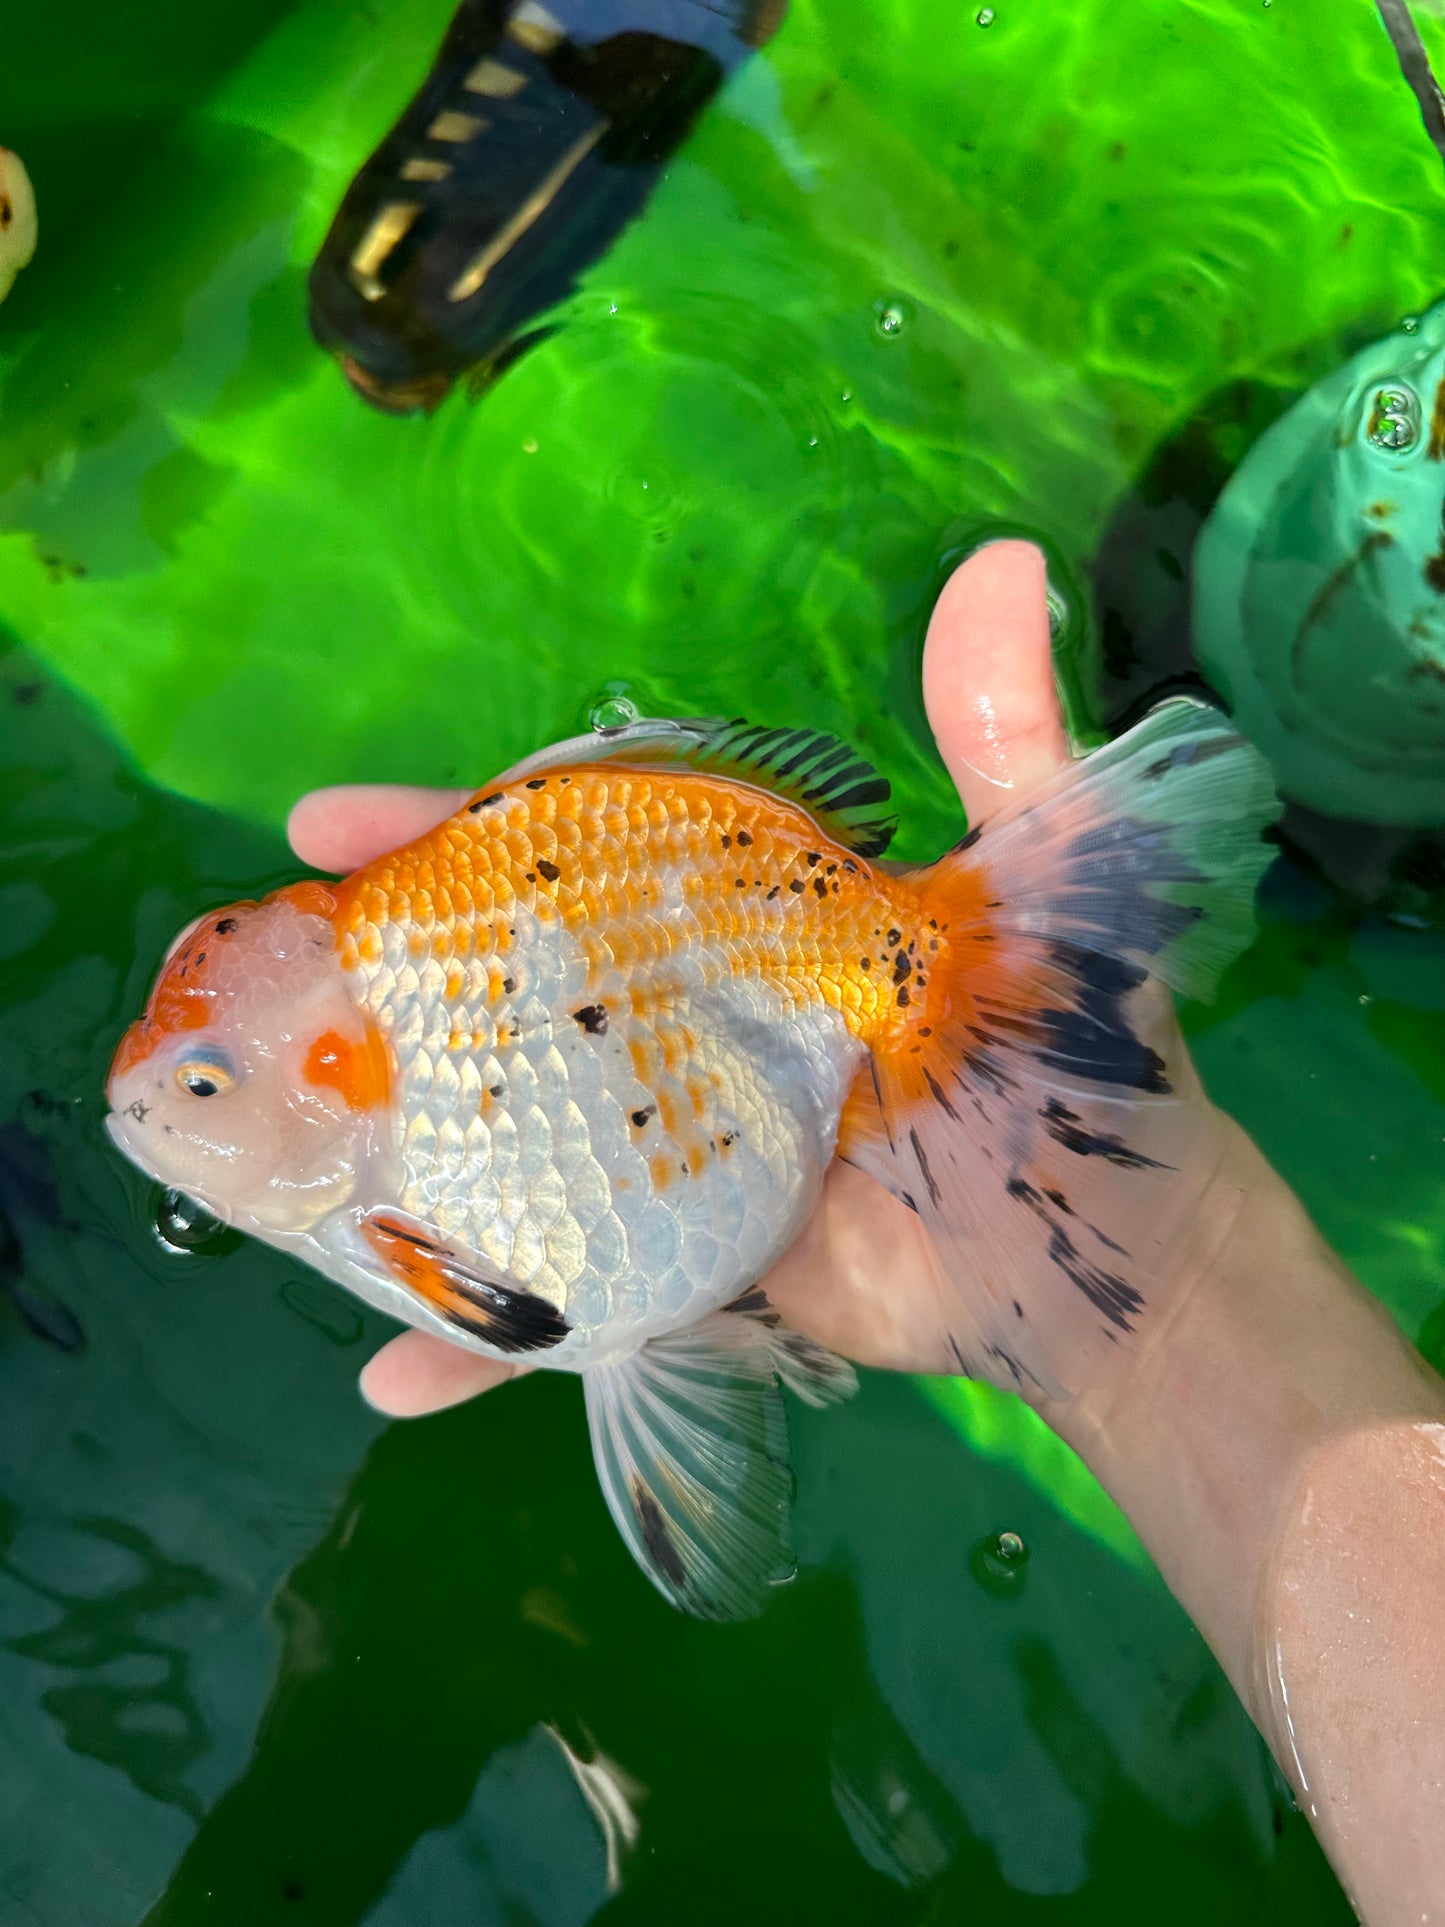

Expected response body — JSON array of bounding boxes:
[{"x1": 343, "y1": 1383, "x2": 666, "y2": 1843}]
[{"x1": 106, "y1": 884, "x2": 392, "y2": 1233}]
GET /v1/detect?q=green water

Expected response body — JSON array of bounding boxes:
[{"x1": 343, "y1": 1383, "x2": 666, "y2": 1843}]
[{"x1": 2, "y1": 0, "x2": 1444, "y2": 1918}]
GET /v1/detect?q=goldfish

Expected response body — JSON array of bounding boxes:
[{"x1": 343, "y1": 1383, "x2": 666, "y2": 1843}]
[
  {"x1": 107, "y1": 706, "x2": 1276, "y2": 1617},
  {"x1": 309, "y1": 0, "x2": 786, "y2": 413}
]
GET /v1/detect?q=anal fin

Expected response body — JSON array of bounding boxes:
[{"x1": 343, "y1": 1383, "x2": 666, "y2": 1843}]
[
  {"x1": 361, "y1": 1207, "x2": 570, "y2": 1354},
  {"x1": 584, "y1": 1312, "x2": 796, "y2": 1619}
]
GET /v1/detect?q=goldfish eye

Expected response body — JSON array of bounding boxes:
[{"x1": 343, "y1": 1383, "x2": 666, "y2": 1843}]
[{"x1": 175, "y1": 1054, "x2": 236, "y2": 1098}]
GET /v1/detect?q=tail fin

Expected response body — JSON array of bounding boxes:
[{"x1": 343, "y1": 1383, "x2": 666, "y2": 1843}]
[{"x1": 844, "y1": 699, "x2": 1279, "y2": 1398}]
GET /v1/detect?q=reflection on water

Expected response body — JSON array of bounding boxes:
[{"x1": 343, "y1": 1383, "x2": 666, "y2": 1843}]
[{"x1": 5, "y1": 1515, "x2": 220, "y2": 1821}]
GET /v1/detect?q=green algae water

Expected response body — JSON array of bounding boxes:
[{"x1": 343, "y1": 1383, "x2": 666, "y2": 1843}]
[{"x1": 2, "y1": 0, "x2": 1444, "y2": 1918}]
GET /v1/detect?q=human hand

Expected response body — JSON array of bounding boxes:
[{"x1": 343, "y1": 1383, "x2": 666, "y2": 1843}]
[
  {"x1": 290, "y1": 540, "x2": 1445, "y2": 1916},
  {"x1": 288, "y1": 539, "x2": 1229, "y2": 1416}
]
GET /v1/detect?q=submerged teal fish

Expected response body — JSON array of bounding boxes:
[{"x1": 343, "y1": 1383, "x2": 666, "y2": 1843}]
[
  {"x1": 1195, "y1": 305, "x2": 1445, "y2": 828},
  {"x1": 106, "y1": 707, "x2": 1276, "y2": 1616}
]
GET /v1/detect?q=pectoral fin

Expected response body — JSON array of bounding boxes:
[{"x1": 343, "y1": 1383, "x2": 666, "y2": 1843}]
[
  {"x1": 584, "y1": 1312, "x2": 797, "y2": 1620},
  {"x1": 361, "y1": 1207, "x2": 570, "y2": 1354}
]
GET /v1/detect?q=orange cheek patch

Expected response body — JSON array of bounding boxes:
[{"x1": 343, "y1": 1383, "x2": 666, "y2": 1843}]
[{"x1": 303, "y1": 1022, "x2": 393, "y2": 1112}]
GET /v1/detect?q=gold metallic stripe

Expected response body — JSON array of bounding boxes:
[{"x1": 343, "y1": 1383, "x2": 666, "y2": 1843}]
[
  {"x1": 427, "y1": 109, "x2": 488, "y2": 142},
  {"x1": 349, "y1": 201, "x2": 422, "y2": 301},
  {"x1": 507, "y1": 1, "x2": 565, "y2": 55},
  {"x1": 464, "y1": 56, "x2": 528, "y2": 97},
  {"x1": 447, "y1": 122, "x2": 606, "y2": 303},
  {"x1": 401, "y1": 157, "x2": 452, "y2": 183}
]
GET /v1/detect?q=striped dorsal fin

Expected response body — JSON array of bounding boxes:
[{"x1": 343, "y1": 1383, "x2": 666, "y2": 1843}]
[{"x1": 491, "y1": 716, "x2": 896, "y2": 857}]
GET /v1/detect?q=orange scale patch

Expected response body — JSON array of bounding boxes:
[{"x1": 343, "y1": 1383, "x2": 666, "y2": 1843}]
[
  {"x1": 304, "y1": 1021, "x2": 393, "y2": 1113},
  {"x1": 649, "y1": 1152, "x2": 674, "y2": 1193}
]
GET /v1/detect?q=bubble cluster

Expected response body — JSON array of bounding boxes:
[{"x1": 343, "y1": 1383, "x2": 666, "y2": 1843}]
[{"x1": 1364, "y1": 382, "x2": 1421, "y2": 452}]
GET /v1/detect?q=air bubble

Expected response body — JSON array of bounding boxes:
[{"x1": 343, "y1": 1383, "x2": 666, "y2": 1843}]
[
  {"x1": 1402, "y1": 313, "x2": 1422, "y2": 335},
  {"x1": 976, "y1": 6, "x2": 995, "y2": 21},
  {"x1": 969, "y1": 1527, "x2": 1030, "y2": 1596},
  {"x1": 153, "y1": 1187, "x2": 228, "y2": 1255},
  {"x1": 1365, "y1": 382, "x2": 1421, "y2": 452},
  {"x1": 522, "y1": 437, "x2": 539, "y2": 454},
  {"x1": 873, "y1": 300, "x2": 910, "y2": 339},
  {"x1": 588, "y1": 691, "x2": 641, "y2": 733},
  {"x1": 1045, "y1": 585, "x2": 1069, "y2": 641}
]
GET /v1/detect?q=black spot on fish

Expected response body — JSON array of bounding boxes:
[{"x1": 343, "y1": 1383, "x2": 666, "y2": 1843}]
[
  {"x1": 525, "y1": 777, "x2": 547, "y2": 789},
  {"x1": 892, "y1": 952, "x2": 911, "y2": 984},
  {"x1": 806, "y1": 851, "x2": 820, "y2": 866},
  {"x1": 908, "y1": 1128, "x2": 940, "y2": 1206},
  {"x1": 630, "y1": 1106, "x2": 654, "y2": 1129},
  {"x1": 216, "y1": 918, "x2": 238, "y2": 936},
  {"x1": 631, "y1": 1478, "x2": 688, "y2": 1591},
  {"x1": 1006, "y1": 1175, "x2": 1144, "y2": 1331},
  {"x1": 572, "y1": 1003, "x2": 608, "y2": 1034},
  {"x1": 813, "y1": 876, "x2": 828, "y2": 899},
  {"x1": 736, "y1": 829, "x2": 753, "y2": 846},
  {"x1": 1020, "y1": 943, "x2": 1171, "y2": 1094},
  {"x1": 525, "y1": 871, "x2": 537, "y2": 882},
  {"x1": 766, "y1": 885, "x2": 780, "y2": 900},
  {"x1": 896, "y1": 984, "x2": 911, "y2": 1006},
  {"x1": 444, "y1": 1276, "x2": 571, "y2": 1352},
  {"x1": 490, "y1": 1083, "x2": 504, "y2": 1096},
  {"x1": 720, "y1": 833, "x2": 731, "y2": 848},
  {"x1": 535, "y1": 858, "x2": 560, "y2": 881},
  {"x1": 789, "y1": 879, "x2": 805, "y2": 894},
  {"x1": 1040, "y1": 1098, "x2": 1169, "y2": 1170},
  {"x1": 956, "y1": 824, "x2": 983, "y2": 851},
  {"x1": 1141, "y1": 733, "x2": 1240, "y2": 781},
  {"x1": 502, "y1": 976, "x2": 515, "y2": 994},
  {"x1": 886, "y1": 928, "x2": 901, "y2": 946},
  {"x1": 922, "y1": 1066, "x2": 959, "y2": 1120},
  {"x1": 470, "y1": 792, "x2": 504, "y2": 812}
]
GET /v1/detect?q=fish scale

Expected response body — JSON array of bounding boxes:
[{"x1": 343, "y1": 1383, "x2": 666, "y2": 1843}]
[{"x1": 327, "y1": 766, "x2": 895, "y2": 1354}]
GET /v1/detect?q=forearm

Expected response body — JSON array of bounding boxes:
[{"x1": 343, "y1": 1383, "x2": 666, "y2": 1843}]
[{"x1": 1046, "y1": 1119, "x2": 1445, "y2": 1922}]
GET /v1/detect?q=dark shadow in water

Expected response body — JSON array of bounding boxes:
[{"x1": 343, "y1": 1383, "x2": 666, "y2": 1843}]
[
  {"x1": 141, "y1": 1372, "x2": 916, "y2": 1926},
  {"x1": 0, "y1": 634, "x2": 389, "y2": 1926}
]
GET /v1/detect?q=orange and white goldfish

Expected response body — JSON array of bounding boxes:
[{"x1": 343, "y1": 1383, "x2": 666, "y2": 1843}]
[{"x1": 107, "y1": 708, "x2": 1276, "y2": 1616}]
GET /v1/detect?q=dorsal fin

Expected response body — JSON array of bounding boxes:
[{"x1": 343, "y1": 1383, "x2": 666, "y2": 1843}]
[{"x1": 490, "y1": 717, "x2": 896, "y2": 858}]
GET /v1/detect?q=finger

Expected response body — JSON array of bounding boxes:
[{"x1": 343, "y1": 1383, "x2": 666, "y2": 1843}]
[
  {"x1": 288, "y1": 784, "x2": 473, "y2": 873},
  {"x1": 359, "y1": 1328, "x2": 521, "y2": 1417},
  {"x1": 922, "y1": 539, "x2": 1069, "y2": 826}
]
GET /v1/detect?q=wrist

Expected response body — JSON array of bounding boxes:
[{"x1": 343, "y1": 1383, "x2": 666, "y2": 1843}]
[{"x1": 1037, "y1": 1114, "x2": 1445, "y2": 1708}]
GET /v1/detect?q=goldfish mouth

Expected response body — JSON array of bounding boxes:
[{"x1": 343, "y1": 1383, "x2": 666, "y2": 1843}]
[{"x1": 102, "y1": 1108, "x2": 236, "y2": 1227}]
